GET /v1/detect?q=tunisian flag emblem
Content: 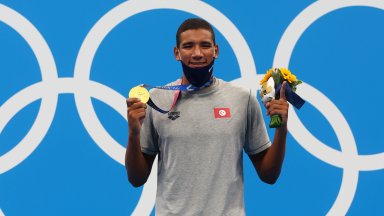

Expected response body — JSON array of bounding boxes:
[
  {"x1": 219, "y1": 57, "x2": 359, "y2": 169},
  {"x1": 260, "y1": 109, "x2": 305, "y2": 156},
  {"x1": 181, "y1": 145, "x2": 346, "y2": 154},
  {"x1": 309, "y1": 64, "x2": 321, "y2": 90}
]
[{"x1": 214, "y1": 108, "x2": 231, "y2": 118}]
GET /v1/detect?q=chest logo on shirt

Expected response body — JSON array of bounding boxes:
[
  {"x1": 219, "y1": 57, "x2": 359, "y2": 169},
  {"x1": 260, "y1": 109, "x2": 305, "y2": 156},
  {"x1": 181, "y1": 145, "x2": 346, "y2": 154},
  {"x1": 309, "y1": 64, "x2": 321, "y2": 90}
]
[
  {"x1": 214, "y1": 108, "x2": 231, "y2": 118},
  {"x1": 168, "y1": 111, "x2": 180, "y2": 120}
]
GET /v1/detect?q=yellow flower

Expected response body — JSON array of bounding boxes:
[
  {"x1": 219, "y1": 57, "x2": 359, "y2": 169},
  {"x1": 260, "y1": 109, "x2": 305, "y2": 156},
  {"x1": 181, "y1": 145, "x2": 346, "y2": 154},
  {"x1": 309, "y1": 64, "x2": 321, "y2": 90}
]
[
  {"x1": 261, "y1": 67, "x2": 300, "y2": 85},
  {"x1": 279, "y1": 68, "x2": 291, "y2": 77},
  {"x1": 277, "y1": 68, "x2": 297, "y2": 83},
  {"x1": 289, "y1": 74, "x2": 297, "y2": 82},
  {"x1": 260, "y1": 69, "x2": 273, "y2": 84}
]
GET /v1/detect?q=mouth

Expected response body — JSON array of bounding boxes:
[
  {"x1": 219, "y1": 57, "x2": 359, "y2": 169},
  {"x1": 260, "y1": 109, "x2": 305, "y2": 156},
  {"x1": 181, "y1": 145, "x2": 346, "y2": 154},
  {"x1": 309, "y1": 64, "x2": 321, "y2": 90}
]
[{"x1": 189, "y1": 62, "x2": 207, "y2": 67}]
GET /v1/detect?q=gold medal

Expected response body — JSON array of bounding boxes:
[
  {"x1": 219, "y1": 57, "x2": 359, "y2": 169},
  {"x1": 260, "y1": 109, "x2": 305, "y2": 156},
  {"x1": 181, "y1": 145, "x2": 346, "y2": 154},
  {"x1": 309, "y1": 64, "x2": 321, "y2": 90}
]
[{"x1": 129, "y1": 86, "x2": 150, "y2": 103}]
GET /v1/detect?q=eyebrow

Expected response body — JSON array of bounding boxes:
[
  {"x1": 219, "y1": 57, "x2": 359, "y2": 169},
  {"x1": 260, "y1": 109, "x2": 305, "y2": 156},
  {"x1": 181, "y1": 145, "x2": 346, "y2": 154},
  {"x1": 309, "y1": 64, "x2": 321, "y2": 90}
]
[
  {"x1": 181, "y1": 41, "x2": 213, "y2": 47},
  {"x1": 181, "y1": 41, "x2": 194, "y2": 46},
  {"x1": 201, "y1": 41, "x2": 213, "y2": 46}
]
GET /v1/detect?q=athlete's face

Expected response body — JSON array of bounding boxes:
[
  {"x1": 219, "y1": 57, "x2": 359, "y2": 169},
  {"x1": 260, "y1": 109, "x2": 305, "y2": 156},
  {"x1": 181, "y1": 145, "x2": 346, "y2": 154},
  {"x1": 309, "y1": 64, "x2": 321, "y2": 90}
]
[{"x1": 174, "y1": 29, "x2": 218, "y2": 68}]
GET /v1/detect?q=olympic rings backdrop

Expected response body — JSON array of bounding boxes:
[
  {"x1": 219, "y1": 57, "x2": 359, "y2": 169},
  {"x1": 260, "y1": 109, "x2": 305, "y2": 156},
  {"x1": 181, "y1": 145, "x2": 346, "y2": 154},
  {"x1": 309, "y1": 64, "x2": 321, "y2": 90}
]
[{"x1": 1, "y1": 0, "x2": 383, "y2": 215}]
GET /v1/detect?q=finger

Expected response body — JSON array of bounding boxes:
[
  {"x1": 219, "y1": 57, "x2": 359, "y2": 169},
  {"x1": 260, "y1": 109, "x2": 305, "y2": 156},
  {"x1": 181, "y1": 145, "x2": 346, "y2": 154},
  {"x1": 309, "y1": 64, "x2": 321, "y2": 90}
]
[
  {"x1": 280, "y1": 81, "x2": 287, "y2": 101},
  {"x1": 128, "y1": 107, "x2": 147, "y2": 118},
  {"x1": 136, "y1": 112, "x2": 147, "y2": 122},
  {"x1": 268, "y1": 103, "x2": 289, "y2": 114},
  {"x1": 128, "y1": 101, "x2": 147, "y2": 110},
  {"x1": 269, "y1": 105, "x2": 288, "y2": 113},
  {"x1": 269, "y1": 99, "x2": 289, "y2": 107},
  {"x1": 132, "y1": 102, "x2": 147, "y2": 109},
  {"x1": 272, "y1": 100, "x2": 289, "y2": 108},
  {"x1": 267, "y1": 101, "x2": 289, "y2": 115},
  {"x1": 128, "y1": 109, "x2": 146, "y2": 120},
  {"x1": 269, "y1": 105, "x2": 288, "y2": 114},
  {"x1": 264, "y1": 101, "x2": 270, "y2": 109},
  {"x1": 268, "y1": 109, "x2": 287, "y2": 118},
  {"x1": 134, "y1": 110, "x2": 146, "y2": 119},
  {"x1": 126, "y1": 97, "x2": 141, "y2": 107}
]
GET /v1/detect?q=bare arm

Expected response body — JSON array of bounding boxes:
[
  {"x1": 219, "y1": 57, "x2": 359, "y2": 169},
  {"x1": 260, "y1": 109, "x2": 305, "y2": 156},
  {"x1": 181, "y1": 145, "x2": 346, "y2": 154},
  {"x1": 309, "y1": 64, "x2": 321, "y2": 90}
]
[
  {"x1": 249, "y1": 127, "x2": 287, "y2": 184},
  {"x1": 249, "y1": 81, "x2": 289, "y2": 184},
  {"x1": 125, "y1": 98, "x2": 156, "y2": 187}
]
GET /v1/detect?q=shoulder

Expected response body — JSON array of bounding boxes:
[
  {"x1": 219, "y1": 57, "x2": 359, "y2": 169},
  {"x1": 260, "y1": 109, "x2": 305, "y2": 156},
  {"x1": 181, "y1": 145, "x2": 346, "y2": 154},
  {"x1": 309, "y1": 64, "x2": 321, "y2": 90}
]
[
  {"x1": 216, "y1": 78, "x2": 262, "y2": 108},
  {"x1": 217, "y1": 78, "x2": 252, "y2": 97}
]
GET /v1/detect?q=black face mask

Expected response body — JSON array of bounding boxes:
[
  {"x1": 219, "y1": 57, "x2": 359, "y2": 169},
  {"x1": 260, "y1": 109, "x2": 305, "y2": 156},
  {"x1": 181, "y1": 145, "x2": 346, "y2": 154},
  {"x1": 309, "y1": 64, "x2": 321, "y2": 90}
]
[{"x1": 181, "y1": 59, "x2": 214, "y2": 87}]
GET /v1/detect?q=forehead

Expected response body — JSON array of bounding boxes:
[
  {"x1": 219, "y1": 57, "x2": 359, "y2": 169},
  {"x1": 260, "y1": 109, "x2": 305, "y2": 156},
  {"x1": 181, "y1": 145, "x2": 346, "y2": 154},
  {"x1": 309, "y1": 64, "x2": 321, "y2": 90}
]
[{"x1": 179, "y1": 29, "x2": 214, "y2": 44}]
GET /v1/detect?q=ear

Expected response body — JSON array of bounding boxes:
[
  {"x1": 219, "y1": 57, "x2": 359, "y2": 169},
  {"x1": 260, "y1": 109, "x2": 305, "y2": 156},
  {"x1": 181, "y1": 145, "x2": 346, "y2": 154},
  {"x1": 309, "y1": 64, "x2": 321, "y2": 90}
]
[
  {"x1": 174, "y1": 47, "x2": 181, "y2": 61},
  {"x1": 213, "y1": 44, "x2": 219, "y2": 59}
]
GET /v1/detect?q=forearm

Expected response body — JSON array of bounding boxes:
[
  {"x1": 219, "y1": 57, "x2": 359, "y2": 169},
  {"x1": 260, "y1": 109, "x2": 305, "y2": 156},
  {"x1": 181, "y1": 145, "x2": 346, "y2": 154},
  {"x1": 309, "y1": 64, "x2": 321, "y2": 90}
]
[
  {"x1": 125, "y1": 131, "x2": 152, "y2": 187},
  {"x1": 259, "y1": 126, "x2": 287, "y2": 183},
  {"x1": 255, "y1": 81, "x2": 289, "y2": 183}
]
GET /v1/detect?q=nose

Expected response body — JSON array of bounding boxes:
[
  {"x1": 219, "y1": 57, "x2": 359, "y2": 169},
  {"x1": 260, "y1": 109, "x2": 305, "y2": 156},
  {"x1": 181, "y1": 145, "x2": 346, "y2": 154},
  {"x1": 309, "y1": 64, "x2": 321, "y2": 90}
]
[{"x1": 192, "y1": 46, "x2": 203, "y2": 58}]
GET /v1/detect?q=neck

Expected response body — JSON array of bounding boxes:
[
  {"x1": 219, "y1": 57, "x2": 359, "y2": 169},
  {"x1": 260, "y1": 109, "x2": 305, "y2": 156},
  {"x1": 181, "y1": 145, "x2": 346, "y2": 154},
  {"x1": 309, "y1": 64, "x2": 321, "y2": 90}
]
[{"x1": 181, "y1": 75, "x2": 189, "y2": 85}]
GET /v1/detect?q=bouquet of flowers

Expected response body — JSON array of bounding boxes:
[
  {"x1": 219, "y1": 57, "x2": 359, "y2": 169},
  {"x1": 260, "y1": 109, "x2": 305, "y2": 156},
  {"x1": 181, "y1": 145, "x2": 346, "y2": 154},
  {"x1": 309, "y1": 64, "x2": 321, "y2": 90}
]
[{"x1": 260, "y1": 68, "x2": 305, "y2": 128}]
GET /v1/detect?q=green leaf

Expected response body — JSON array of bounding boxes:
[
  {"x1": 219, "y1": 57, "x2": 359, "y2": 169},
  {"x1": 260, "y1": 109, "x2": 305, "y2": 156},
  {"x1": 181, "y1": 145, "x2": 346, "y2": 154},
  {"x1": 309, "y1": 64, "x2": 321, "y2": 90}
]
[
  {"x1": 272, "y1": 68, "x2": 283, "y2": 86},
  {"x1": 269, "y1": 114, "x2": 283, "y2": 128}
]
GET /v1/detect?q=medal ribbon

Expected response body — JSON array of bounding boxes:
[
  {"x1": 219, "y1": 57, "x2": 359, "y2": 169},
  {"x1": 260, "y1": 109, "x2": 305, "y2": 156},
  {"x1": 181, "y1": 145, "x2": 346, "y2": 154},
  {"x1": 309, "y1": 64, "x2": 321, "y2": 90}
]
[
  {"x1": 142, "y1": 79, "x2": 213, "y2": 114},
  {"x1": 141, "y1": 79, "x2": 213, "y2": 92}
]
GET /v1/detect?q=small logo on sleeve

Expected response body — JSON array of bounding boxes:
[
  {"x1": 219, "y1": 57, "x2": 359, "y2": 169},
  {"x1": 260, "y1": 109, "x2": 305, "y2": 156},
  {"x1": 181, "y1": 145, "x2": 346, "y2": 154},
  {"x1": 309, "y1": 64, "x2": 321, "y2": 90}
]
[
  {"x1": 214, "y1": 108, "x2": 231, "y2": 118},
  {"x1": 168, "y1": 111, "x2": 180, "y2": 120}
]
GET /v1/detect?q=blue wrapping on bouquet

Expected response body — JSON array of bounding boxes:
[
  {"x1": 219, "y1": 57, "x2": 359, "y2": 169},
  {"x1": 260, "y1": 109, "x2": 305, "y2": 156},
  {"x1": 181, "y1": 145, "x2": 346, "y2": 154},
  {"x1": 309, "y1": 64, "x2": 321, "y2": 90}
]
[
  {"x1": 269, "y1": 83, "x2": 305, "y2": 128},
  {"x1": 276, "y1": 83, "x2": 305, "y2": 109}
]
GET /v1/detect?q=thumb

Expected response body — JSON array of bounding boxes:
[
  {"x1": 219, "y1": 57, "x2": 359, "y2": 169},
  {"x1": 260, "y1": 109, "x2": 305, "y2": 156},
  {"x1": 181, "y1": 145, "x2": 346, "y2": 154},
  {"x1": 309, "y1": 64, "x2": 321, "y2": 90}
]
[{"x1": 280, "y1": 81, "x2": 287, "y2": 101}]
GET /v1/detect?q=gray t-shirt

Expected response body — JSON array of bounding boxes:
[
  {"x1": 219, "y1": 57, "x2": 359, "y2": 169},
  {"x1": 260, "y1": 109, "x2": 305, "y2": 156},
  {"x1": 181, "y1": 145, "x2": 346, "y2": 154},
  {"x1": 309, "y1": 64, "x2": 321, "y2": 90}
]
[{"x1": 140, "y1": 78, "x2": 271, "y2": 216}]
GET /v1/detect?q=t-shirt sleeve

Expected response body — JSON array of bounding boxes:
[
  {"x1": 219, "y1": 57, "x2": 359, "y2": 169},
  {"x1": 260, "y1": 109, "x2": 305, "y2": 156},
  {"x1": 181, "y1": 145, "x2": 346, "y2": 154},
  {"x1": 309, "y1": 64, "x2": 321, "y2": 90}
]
[
  {"x1": 140, "y1": 107, "x2": 159, "y2": 155},
  {"x1": 244, "y1": 89, "x2": 271, "y2": 155}
]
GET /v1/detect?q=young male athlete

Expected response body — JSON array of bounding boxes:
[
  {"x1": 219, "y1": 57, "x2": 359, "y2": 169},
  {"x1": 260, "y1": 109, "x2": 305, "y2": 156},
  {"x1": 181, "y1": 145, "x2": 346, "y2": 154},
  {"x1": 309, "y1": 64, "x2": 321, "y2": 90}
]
[{"x1": 126, "y1": 18, "x2": 289, "y2": 215}]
